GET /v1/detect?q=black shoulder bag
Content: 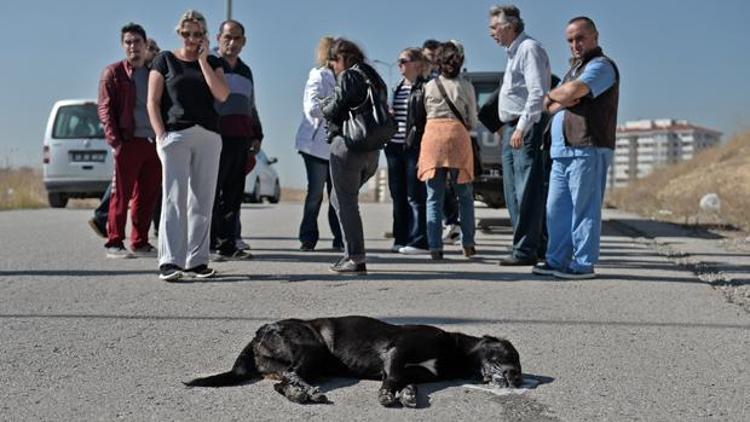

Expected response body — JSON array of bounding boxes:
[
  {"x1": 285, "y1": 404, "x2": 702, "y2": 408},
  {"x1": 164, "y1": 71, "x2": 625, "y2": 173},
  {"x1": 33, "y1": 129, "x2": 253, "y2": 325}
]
[
  {"x1": 434, "y1": 77, "x2": 483, "y2": 177},
  {"x1": 342, "y1": 68, "x2": 398, "y2": 152}
]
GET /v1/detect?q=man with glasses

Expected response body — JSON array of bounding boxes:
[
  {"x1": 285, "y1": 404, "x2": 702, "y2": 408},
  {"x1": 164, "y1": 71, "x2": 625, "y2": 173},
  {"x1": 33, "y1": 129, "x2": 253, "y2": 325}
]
[
  {"x1": 209, "y1": 19, "x2": 263, "y2": 261},
  {"x1": 90, "y1": 36, "x2": 162, "y2": 239},
  {"x1": 489, "y1": 5, "x2": 551, "y2": 267},
  {"x1": 95, "y1": 23, "x2": 161, "y2": 258}
]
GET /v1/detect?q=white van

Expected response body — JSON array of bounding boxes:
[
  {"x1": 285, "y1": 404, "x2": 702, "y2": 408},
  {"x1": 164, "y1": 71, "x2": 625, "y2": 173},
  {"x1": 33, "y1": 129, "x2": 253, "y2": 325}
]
[{"x1": 43, "y1": 99, "x2": 113, "y2": 208}]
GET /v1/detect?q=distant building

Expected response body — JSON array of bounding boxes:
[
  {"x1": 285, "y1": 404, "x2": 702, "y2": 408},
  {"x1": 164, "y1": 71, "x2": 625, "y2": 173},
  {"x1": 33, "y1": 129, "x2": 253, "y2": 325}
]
[{"x1": 611, "y1": 119, "x2": 722, "y2": 188}]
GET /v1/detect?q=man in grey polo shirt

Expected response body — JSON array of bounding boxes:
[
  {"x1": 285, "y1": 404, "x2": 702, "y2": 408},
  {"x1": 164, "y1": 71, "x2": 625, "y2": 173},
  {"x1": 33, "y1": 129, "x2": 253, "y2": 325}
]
[{"x1": 489, "y1": 5, "x2": 551, "y2": 266}]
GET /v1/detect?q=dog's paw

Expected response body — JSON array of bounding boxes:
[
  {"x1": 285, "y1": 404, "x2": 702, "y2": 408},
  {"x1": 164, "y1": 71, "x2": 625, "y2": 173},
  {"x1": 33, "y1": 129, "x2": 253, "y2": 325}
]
[
  {"x1": 398, "y1": 385, "x2": 418, "y2": 408},
  {"x1": 378, "y1": 388, "x2": 399, "y2": 407},
  {"x1": 309, "y1": 388, "x2": 331, "y2": 404},
  {"x1": 274, "y1": 381, "x2": 309, "y2": 404}
]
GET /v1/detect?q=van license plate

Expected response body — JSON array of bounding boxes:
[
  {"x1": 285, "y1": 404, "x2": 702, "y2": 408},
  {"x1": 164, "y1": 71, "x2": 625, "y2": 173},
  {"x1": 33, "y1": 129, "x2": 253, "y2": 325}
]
[{"x1": 70, "y1": 151, "x2": 106, "y2": 162}]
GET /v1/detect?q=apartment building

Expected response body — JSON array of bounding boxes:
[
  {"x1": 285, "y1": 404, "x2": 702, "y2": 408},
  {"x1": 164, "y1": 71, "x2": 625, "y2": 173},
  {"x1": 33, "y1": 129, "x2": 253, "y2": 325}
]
[{"x1": 611, "y1": 119, "x2": 722, "y2": 188}]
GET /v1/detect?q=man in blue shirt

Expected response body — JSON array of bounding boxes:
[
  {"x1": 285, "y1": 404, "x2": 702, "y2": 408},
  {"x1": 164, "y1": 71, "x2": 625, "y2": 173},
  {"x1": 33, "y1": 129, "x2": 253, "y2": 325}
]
[{"x1": 535, "y1": 16, "x2": 620, "y2": 280}]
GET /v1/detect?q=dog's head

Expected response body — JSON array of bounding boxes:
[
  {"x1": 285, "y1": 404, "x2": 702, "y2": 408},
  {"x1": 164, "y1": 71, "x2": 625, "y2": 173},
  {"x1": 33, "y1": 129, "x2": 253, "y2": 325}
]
[{"x1": 475, "y1": 336, "x2": 522, "y2": 388}]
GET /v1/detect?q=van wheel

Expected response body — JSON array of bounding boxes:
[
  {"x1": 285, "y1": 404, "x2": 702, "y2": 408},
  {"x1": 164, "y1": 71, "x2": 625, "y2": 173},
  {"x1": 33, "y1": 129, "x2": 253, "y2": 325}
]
[
  {"x1": 48, "y1": 192, "x2": 68, "y2": 208},
  {"x1": 269, "y1": 180, "x2": 281, "y2": 204},
  {"x1": 249, "y1": 179, "x2": 261, "y2": 203}
]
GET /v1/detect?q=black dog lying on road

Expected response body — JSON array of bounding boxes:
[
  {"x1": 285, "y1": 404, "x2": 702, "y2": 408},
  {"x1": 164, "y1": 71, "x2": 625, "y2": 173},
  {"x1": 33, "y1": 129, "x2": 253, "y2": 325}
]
[{"x1": 185, "y1": 316, "x2": 522, "y2": 407}]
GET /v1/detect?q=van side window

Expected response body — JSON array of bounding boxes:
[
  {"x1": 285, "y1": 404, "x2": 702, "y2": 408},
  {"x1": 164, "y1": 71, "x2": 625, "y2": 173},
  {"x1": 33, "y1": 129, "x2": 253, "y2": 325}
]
[{"x1": 52, "y1": 104, "x2": 105, "y2": 139}]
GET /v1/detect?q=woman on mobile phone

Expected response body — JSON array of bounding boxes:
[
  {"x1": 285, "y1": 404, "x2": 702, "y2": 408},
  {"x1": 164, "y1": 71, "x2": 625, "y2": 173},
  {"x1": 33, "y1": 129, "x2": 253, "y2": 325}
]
[{"x1": 147, "y1": 9, "x2": 229, "y2": 281}]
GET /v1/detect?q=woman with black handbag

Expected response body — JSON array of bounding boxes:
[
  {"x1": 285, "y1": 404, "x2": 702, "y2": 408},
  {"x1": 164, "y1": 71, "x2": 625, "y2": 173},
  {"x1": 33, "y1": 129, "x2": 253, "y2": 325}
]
[
  {"x1": 321, "y1": 38, "x2": 389, "y2": 274},
  {"x1": 417, "y1": 41, "x2": 478, "y2": 260}
]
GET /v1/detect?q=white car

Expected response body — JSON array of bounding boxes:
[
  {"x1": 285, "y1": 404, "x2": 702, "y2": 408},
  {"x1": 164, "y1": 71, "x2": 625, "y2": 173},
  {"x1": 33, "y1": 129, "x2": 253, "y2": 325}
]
[
  {"x1": 43, "y1": 99, "x2": 112, "y2": 208},
  {"x1": 244, "y1": 149, "x2": 280, "y2": 203}
]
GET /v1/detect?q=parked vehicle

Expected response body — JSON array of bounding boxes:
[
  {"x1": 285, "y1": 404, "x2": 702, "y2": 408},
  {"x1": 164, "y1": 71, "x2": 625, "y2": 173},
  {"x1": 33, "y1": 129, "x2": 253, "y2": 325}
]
[
  {"x1": 463, "y1": 71, "x2": 505, "y2": 208},
  {"x1": 243, "y1": 149, "x2": 280, "y2": 204},
  {"x1": 463, "y1": 71, "x2": 560, "y2": 208},
  {"x1": 42, "y1": 99, "x2": 112, "y2": 208}
]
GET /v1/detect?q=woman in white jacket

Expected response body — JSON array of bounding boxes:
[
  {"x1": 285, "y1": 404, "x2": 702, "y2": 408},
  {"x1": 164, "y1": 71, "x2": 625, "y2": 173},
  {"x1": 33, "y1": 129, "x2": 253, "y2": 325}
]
[{"x1": 295, "y1": 36, "x2": 343, "y2": 251}]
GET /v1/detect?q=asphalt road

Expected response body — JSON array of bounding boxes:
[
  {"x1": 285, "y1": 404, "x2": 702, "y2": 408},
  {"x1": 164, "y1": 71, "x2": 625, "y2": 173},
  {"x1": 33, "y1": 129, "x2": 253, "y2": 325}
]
[{"x1": 1, "y1": 203, "x2": 748, "y2": 421}]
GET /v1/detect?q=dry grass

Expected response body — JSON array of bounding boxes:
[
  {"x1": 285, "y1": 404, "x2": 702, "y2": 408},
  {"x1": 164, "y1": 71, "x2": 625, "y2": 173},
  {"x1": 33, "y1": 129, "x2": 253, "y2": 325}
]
[
  {"x1": 0, "y1": 167, "x2": 47, "y2": 210},
  {"x1": 607, "y1": 131, "x2": 750, "y2": 231}
]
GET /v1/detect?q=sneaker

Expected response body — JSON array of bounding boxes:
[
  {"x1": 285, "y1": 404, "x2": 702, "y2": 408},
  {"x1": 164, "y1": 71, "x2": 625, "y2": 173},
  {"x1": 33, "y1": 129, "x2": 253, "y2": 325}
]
[
  {"x1": 184, "y1": 264, "x2": 216, "y2": 279},
  {"x1": 463, "y1": 246, "x2": 477, "y2": 258},
  {"x1": 329, "y1": 258, "x2": 367, "y2": 274},
  {"x1": 398, "y1": 246, "x2": 430, "y2": 255},
  {"x1": 159, "y1": 264, "x2": 183, "y2": 281},
  {"x1": 390, "y1": 244, "x2": 404, "y2": 253},
  {"x1": 235, "y1": 239, "x2": 251, "y2": 251},
  {"x1": 553, "y1": 268, "x2": 596, "y2": 280},
  {"x1": 430, "y1": 250, "x2": 444, "y2": 260},
  {"x1": 132, "y1": 244, "x2": 157, "y2": 258},
  {"x1": 88, "y1": 218, "x2": 107, "y2": 238},
  {"x1": 531, "y1": 262, "x2": 556, "y2": 276},
  {"x1": 106, "y1": 246, "x2": 135, "y2": 259},
  {"x1": 300, "y1": 242, "x2": 315, "y2": 252},
  {"x1": 212, "y1": 249, "x2": 254, "y2": 262},
  {"x1": 442, "y1": 224, "x2": 460, "y2": 243}
]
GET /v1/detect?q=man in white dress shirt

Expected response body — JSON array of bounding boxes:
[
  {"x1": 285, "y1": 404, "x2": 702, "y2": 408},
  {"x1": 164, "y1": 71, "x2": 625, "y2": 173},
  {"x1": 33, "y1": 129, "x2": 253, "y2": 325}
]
[{"x1": 489, "y1": 5, "x2": 551, "y2": 266}]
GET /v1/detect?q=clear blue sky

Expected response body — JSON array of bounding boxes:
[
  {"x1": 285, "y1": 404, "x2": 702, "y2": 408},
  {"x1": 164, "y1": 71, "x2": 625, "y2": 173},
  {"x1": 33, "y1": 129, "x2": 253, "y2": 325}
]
[{"x1": 1, "y1": 0, "x2": 748, "y2": 187}]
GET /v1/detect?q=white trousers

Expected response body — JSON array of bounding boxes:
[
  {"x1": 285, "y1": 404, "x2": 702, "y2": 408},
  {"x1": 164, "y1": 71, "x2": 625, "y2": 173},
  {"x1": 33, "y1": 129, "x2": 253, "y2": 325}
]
[{"x1": 156, "y1": 125, "x2": 222, "y2": 269}]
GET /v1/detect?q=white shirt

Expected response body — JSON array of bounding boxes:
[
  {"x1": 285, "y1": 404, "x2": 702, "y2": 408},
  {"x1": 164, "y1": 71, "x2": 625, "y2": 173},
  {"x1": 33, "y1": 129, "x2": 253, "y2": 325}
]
[
  {"x1": 497, "y1": 32, "x2": 551, "y2": 134},
  {"x1": 294, "y1": 66, "x2": 336, "y2": 160}
]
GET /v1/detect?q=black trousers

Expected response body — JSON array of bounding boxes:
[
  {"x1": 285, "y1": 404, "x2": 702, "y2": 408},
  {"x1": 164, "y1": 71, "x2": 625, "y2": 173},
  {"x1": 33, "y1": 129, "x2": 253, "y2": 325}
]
[{"x1": 212, "y1": 137, "x2": 250, "y2": 255}]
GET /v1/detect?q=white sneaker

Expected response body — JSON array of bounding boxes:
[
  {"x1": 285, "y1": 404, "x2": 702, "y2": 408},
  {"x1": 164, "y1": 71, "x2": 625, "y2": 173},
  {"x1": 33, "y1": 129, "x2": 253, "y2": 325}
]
[
  {"x1": 106, "y1": 246, "x2": 135, "y2": 259},
  {"x1": 398, "y1": 246, "x2": 430, "y2": 255},
  {"x1": 390, "y1": 244, "x2": 404, "y2": 253},
  {"x1": 442, "y1": 224, "x2": 461, "y2": 243}
]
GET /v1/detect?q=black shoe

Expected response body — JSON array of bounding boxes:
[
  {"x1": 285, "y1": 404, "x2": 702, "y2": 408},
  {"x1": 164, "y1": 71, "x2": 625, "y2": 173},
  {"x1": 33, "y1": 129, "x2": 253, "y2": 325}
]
[
  {"x1": 88, "y1": 217, "x2": 107, "y2": 238},
  {"x1": 430, "y1": 250, "x2": 444, "y2": 260},
  {"x1": 212, "y1": 249, "x2": 253, "y2": 261},
  {"x1": 531, "y1": 262, "x2": 556, "y2": 276},
  {"x1": 499, "y1": 256, "x2": 537, "y2": 266},
  {"x1": 329, "y1": 258, "x2": 367, "y2": 274},
  {"x1": 159, "y1": 264, "x2": 183, "y2": 281},
  {"x1": 300, "y1": 242, "x2": 315, "y2": 252},
  {"x1": 184, "y1": 264, "x2": 216, "y2": 279}
]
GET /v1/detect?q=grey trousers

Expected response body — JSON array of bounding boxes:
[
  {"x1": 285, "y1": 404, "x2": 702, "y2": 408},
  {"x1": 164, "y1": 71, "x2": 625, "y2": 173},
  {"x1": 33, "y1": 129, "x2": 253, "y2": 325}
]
[
  {"x1": 156, "y1": 125, "x2": 222, "y2": 269},
  {"x1": 328, "y1": 136, "x2": 379, "y2": 262}
]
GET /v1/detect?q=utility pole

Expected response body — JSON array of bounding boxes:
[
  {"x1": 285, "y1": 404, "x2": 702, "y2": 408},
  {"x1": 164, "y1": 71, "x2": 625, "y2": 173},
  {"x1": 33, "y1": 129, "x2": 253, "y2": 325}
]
[{"x1": 226, "y1": 0, "x2": 233, "y2": 20}]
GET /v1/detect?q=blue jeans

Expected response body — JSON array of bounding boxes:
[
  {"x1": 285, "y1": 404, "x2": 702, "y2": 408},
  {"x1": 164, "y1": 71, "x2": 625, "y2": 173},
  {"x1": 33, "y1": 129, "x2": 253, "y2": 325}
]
[
  {"x1": 384, "y1": 142, "x2": 427, "y2": 249},
  {"x1": 425, "y1": 168, "x2": 475, "y2": 251},
  {"x1": 501, "y1": 120, "x2": 546, "y2": 261},
  {"x1": 546, "y1": 149, "x2": 613, "y2": 273},
  {"x1": 298, "y1": 152, "x2": 342, "y2": 248}
]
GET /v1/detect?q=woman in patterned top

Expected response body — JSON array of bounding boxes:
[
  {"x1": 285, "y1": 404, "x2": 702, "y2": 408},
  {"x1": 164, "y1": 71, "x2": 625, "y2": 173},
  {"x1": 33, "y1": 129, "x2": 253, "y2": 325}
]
[{"x1": 386, "y1": 47, "x2": 430, "y2": 256}]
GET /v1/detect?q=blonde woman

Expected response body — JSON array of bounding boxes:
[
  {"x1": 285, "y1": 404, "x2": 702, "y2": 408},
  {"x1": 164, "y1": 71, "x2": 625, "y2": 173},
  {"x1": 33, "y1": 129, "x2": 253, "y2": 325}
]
[
  {"x1": 294, "y1": 36, "x2": 343, "y2": 252},
  {"x1": 147, "y1": 10, "x2": 229, "y2": 281}
]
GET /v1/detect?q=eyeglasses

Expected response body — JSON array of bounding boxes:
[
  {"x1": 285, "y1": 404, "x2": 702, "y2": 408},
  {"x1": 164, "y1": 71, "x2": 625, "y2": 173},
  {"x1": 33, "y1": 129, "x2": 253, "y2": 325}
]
[
  {"x1": 397, "y1": 58, "x2": 412, "y2": 66},
  {"x1": 180, "y1": 31, "x2": 204, "y2": 39}
]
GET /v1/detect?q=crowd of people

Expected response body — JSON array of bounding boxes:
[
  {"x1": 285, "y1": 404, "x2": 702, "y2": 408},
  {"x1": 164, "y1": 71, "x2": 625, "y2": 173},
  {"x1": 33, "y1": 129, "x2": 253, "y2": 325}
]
[{"x1": 89, "y1": 4, "x2": 619, "y2": 282}]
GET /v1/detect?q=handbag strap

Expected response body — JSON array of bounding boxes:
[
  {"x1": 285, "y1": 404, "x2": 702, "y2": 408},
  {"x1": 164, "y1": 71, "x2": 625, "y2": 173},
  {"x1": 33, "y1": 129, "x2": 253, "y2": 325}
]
[
  {"x1": 434, "y1": 77, "x2": 469, "y2": 130},
  {"x1": 349, "y1": 67, "x2": 375, "y2": 111}
]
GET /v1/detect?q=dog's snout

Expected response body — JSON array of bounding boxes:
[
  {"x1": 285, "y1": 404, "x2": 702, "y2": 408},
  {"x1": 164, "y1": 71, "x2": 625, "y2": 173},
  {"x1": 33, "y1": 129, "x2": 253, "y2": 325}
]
[{"x1": 503, "y1": 368, "x2": 522, "y2": 388}]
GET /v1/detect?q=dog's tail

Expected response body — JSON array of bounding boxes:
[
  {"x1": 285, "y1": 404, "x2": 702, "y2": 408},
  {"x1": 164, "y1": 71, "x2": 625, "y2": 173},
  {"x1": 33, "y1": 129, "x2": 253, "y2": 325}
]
[{"x1": 184, "y1": 343, "x2": 260, "y2": 388}]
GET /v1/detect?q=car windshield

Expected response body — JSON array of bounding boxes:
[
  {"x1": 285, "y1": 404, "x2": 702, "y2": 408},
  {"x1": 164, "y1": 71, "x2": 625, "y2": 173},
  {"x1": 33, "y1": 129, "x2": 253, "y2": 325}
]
[{"x1": 52, "y1": 104, "x2": 104, "y2": 139}]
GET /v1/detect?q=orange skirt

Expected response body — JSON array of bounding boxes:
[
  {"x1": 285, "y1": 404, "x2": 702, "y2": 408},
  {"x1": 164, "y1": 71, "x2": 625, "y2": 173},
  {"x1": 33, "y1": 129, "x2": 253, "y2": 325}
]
[{"x1": 417, "y1": 118, "x2": 474, "y2": 183}]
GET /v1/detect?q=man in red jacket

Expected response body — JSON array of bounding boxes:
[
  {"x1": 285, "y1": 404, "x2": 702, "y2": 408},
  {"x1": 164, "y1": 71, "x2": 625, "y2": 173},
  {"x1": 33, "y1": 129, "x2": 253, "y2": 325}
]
[{"x1": 97, "y1": 23, "x2": 161, "y2": 258}]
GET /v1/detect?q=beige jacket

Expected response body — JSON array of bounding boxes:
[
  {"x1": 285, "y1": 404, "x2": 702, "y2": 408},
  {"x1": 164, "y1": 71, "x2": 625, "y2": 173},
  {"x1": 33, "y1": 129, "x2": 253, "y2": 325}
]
[{"x1": 424, "y1": 75, "x2": 478, "y2": 129}]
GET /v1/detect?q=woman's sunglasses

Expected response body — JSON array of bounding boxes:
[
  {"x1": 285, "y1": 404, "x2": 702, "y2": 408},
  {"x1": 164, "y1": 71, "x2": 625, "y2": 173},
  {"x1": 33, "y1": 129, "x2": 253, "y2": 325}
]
[{"x1": 180, "y1": 31, "x2": 204, "y2": 39}]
